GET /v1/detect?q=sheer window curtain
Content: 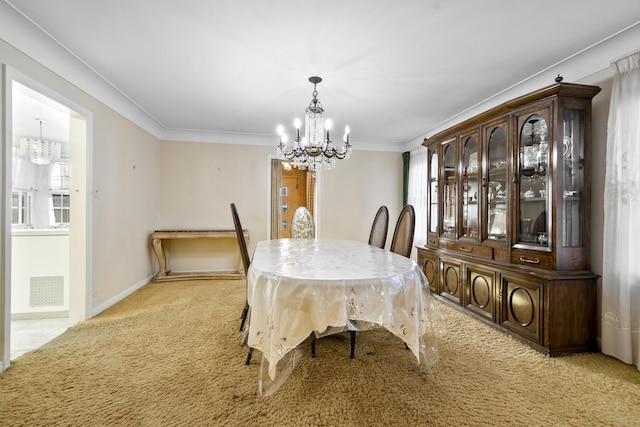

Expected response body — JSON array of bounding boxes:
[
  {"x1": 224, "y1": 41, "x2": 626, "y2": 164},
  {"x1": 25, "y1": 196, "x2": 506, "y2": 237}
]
[
  {"x1": 601, "y1": 51, "x2": 640, "y2": 369},
  {"x1": 407, "y1": 145, "x2": 428, "y2": 253}
]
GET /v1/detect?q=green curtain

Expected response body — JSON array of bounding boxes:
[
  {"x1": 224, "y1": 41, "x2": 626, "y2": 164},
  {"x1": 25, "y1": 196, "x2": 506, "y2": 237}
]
[{"x1": 402, "y1": 151, "x2": 410, "y2": 206}]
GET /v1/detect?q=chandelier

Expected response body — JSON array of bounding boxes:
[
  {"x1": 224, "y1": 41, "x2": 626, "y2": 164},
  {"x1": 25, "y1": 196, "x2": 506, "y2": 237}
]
[
  {"x1": 19, "y1": 118, "x2": 61, "y2": 165},
  {"x1": 277, "y1": 76, "x2": 351, "y2": 172}
]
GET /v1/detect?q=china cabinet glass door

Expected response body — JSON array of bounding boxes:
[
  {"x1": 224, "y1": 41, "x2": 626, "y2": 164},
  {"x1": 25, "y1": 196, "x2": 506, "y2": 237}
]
[
  {"x1": 517, "y1": 113, "x2": 550, "y2": 246},
  {"x1": 562, "y1": 109, "x2": 585, "y2": 247},
  {"x1": 486, "y1": 126, "x2": 507, "y2": 241},
  {"x1": 428, "y1": 150, "x2": 438, "y2": 234},
  {"x1": 462, "y1": 136, "x2": 479, "y2": 239},
  {"x1": 442, "y1": 143, "x2": 456, "y2": 236}
]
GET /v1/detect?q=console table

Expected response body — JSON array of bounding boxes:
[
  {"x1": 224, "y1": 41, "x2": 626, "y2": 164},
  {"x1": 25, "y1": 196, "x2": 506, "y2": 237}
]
[{"x1": 151, "y1": 229, "x2": 249, "y2": 282}]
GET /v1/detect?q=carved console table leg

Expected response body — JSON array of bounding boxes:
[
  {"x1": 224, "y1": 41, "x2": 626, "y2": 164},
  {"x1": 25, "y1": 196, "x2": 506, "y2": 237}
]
[{"x1": 152, "y1": 237, "x2": 169, "y2": 280}]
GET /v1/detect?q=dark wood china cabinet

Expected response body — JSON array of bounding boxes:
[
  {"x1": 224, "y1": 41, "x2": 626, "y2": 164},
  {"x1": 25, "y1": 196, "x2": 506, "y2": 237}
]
[{"x1": 417, "y1": 79, "x2": 601, "y2": 356}]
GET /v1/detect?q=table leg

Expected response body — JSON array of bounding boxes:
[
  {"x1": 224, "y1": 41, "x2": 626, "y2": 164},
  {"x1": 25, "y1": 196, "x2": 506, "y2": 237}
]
[{"x1": 152, "y1": 238, "x2": 169, "y2": 278}]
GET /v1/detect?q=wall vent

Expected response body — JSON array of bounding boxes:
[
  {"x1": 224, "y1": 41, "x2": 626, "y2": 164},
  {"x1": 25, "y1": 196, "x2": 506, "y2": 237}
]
[{"x1": 29, "y1": 276, "x2": 64, "y2": 307}]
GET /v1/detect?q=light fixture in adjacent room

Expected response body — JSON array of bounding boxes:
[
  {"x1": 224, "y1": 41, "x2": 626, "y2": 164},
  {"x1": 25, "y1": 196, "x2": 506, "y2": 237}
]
[
  {"x1": 19, "y1": 118, "x2": 61, "y2": 165},
  {"x1": 277, "y1": 76, "x2": 351, "y2": 172}
]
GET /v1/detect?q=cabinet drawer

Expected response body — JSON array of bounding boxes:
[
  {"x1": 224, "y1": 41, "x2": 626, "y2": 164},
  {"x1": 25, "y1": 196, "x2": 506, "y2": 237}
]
[
  {"x1": 440, "y1": 240, "x2": 493, "y2": 259},
  {"x1": 511, "y1": 249, "x2": 554, "y2": 269},
  {"x1": 426, "y1": 235, "x2": 439, "y2": 247}
]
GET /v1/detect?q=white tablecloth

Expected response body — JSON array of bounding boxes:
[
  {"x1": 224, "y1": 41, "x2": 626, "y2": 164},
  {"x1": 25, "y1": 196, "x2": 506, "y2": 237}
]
[{"x1": 246, "y1": 239, "x2": 441, "y2": 394}]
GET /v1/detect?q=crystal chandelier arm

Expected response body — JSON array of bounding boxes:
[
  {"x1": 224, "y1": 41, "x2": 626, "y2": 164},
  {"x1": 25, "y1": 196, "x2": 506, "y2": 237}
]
[{"x1": 294, "y1": 118, "x2": 302, "y2": 142}]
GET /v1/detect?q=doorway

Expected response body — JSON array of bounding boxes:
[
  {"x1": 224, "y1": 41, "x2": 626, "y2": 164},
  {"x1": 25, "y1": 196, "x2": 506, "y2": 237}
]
[
  {"x1": 2, "y1": 72, "x2": 90, "y2": 370},
  {"x1": 268, "y1": 158, "x2": 319, "y2": 239}
]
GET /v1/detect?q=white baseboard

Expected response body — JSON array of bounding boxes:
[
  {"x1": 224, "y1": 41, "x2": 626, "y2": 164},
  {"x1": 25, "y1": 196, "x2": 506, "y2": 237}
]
[
  {"x1": 11, "y1": 311, "x2": 68, "y2": 320},
  {"x1": 90, "y1": 275, "x2": 153, "y2": 318}
]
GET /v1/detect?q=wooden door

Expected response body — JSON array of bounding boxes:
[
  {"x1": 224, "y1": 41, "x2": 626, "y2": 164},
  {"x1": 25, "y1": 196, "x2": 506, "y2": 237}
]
[
  {"x1": 280, "y1": 167, "x2": 307, "y2": 238},
  {"x1": 464, "y1": 264, "x2": 496, "y2": 322},
  {"x1": 499, "y1": 273, "x2": 543, "y2": 344},
  {"x1": 440, "y1": 258, "x2": 463, "y2": 306},
  {"x1": 417, "y1": 249, "x2": 438, "y2": 294}
]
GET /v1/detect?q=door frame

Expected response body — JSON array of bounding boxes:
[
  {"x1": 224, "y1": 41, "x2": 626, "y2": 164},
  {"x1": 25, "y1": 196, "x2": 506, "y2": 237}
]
[
  {"x1": 266, "y1": 155, "x2": 321, "y2": 239},
  {"x1": 1, "y1": 66, "x2": 93, "y2": 372}
]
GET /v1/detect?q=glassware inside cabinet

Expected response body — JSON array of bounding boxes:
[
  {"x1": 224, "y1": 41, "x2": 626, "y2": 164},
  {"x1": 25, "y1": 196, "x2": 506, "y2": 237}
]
[
  {"x1": 487, "y1": 127, "x2": 507, "y2": 240},
  {"x1": 429, "y1": 151, "x2": 438, "y2": 234},
  {"x1": 442, "y1": 143, "x2": 456, "y2": 236},
  {"x1": 562, "y1": 109, "x2": 585, "y2": 247},
  {"x1": 518, "y1": 114, "x2": 549, "y2": 246},
  {"x1": 462, "y1": 136, "x2": 479, "y2": 239}
]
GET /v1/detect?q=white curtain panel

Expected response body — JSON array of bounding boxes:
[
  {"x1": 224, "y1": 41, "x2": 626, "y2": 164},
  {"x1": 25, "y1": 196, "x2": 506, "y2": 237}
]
[
  {"x1": 407, "y1": 145, "x2": 428, "y2": 248},
  {"x1": 601, "y1": 51, "x2": 640, "y2": 369}
]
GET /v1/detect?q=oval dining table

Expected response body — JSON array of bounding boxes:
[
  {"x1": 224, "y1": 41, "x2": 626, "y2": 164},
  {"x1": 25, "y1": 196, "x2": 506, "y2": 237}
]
[{"x1": 245, "y1": 238, "x2": 441, "y2": 395}]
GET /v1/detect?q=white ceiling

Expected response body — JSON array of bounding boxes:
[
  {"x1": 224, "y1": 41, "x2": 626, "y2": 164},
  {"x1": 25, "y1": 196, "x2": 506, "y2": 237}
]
[
  {"x1": 12, "y1": 82, "x2": 71, "y2": 144},
  {"x1": 5, "y1": 1, "x2": 640, "y2": 151}
]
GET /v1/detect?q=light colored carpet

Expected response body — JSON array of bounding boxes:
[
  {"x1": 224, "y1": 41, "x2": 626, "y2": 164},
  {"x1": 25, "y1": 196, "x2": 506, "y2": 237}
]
[{"x1": 1, "y1": 279, "x2": 639, "y2": 426}]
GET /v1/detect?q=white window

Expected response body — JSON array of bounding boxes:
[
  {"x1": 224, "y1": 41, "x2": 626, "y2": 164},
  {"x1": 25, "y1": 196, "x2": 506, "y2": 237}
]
[
  {"x1": 50, "y1": 161, "x2": 70, "y2": 191},
  {"x1": 51, "y1": 193, "x2": 70, "y2": 225},
  {"x1": 12, "y1": 190, "x2": 33, "y2": 227},
  {"x1": 50, "y1": 161, "x2": 71, "y2": 227}
]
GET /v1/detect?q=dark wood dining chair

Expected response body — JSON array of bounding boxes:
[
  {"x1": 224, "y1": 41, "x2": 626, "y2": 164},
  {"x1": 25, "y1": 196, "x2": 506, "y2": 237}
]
[
  {"x1": 230, "y1": 203, "x2": 251, "y2": 332},
  {"x1": 346, "y1": 205, "x2": 415, "y2": 359},
  {"x1": 390, "y1": 204, "x2": 416, "y2": 258},
  {"x1": 368, "y1": 206, "x2": 389, "y2": 249},
  {"x1": 230, "y1": 203, "x2": 256, "y2": 365},
  {"x1": 338, "y1": 206, "x2": 390, "y2": 358}
]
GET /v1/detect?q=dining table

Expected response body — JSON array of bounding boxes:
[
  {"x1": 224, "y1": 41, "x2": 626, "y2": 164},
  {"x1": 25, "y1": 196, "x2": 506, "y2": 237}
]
[{"x1": 245, "y1": 238, "x2": 441, "y2": 395}]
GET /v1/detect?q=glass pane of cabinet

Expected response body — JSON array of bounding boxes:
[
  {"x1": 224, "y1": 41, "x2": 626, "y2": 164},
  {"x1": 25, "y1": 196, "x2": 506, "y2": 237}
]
[
  {"x1": 442, "y1": 143, "x2": 456, "y2": 236},
  {"x1": 462, "y1": 136, "x2": 479, "y2": 238},
  {"x1": 518, "y1": 114, "x2": 549, "y2": 246},
  {"x1": 487, "y1": 127, "x2": 507, "y2": 240},
  {"x1": 429, "y1": 150, "x2": 438, "y2": 234},
  {"x1": 562, "y1": 109, "x2": 585, "y2": 247}
]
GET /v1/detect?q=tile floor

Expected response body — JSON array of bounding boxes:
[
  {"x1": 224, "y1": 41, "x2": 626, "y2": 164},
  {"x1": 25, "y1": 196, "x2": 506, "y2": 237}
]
[{"x1": 10, "y1": 317, "x2": 70, "y2": 360}]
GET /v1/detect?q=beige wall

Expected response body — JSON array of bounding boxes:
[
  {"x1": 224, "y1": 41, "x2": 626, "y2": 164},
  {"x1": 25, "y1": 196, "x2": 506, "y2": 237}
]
[
  {"x1": 0, "y1": 38, "x2": 161, "y2": 314},
  {"x1": 319, "y1": 150, "x2": 403, "y2": 247},
  {"x1": 157, "y1": 141, "x2": 403, "y2": 271},
  {"x1": 89, "y1": 111, "x2": 160, "y2": 306}
]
